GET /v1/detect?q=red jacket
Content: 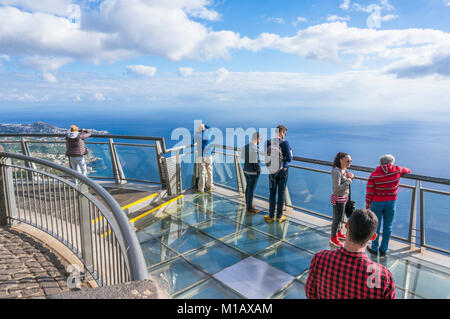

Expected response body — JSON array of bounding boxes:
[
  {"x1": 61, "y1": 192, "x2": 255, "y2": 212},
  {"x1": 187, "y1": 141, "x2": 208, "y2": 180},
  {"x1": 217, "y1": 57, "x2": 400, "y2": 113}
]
[{"x1": 366, "y1": 164, "x2": 411, "y2": 205}]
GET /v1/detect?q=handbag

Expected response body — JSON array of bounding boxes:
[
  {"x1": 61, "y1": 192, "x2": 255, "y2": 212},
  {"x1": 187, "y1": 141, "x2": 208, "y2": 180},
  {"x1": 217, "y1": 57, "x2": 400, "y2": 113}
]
[{"x1": 345, "y1": 185, "x2": 356, "y2": 218}]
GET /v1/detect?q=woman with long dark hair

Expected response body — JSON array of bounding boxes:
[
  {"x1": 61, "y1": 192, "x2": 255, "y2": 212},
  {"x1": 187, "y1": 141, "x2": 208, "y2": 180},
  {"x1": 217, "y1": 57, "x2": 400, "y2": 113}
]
[{"x1": 330, "y1": 152, "x2": 354, "y2": 247}]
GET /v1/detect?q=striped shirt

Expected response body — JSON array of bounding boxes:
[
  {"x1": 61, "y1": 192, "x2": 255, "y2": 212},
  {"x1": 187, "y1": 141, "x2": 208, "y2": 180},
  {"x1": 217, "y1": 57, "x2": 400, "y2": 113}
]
[
  {"x1": 366, "y1": 164, "x2": 411, "y2": 205},
  {"x1": 331, "y1": 193, "x2": 348, "y2": 205}
]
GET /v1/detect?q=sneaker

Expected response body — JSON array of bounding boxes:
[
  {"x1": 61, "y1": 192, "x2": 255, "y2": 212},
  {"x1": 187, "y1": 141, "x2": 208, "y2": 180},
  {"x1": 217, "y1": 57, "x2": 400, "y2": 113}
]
[
  {"x1": 337, "y1": 230, "x2": 347, "y2": 240},
  {"x1": 367, "y1": 247, "x2": 378, "y2": 256},
  {"x1": 276, "y1": 216, "x2": 287, "y2": 223},
  {"x1": 264, "y1": 215, "x2": 274, "y2": 223},
  {"x1": 379, "y1": 250, "x2": 386, "y2": 257},
  {"x1": 195, "y1": 190, "x2": 204, "y2": 194},
  {"x1": 330, "y1": 236, "x2": 343, "y2": 247},
  {"x1": 205, "y1": 188, "x2": 212, "y2": 193}
]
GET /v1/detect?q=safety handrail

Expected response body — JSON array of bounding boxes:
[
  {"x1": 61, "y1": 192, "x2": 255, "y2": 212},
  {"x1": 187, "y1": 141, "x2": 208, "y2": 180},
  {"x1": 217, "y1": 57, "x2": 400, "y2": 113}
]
[{"x1": 0, "y1": 151, "x2": 148, "y2": 286}]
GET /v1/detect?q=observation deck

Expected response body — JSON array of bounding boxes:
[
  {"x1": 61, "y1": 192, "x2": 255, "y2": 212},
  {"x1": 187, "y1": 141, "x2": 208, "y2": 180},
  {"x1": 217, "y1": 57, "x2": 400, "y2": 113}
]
[{"x1": 0, "y1": 133, "x2": 449, "y2": 299}]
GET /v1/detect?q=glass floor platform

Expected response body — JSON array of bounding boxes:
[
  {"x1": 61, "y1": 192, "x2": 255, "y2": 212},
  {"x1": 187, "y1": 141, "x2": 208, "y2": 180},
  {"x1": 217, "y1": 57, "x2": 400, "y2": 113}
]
[{"x1": 135, "y1": 193, "x2": 450, "y2": 299}]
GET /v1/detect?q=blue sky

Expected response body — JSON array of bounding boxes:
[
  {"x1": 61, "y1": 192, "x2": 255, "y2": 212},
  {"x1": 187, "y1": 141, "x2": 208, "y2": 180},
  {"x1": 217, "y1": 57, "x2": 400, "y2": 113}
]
[{"x1": 0, "y1": 0, "x2": 450, "y2": 123}]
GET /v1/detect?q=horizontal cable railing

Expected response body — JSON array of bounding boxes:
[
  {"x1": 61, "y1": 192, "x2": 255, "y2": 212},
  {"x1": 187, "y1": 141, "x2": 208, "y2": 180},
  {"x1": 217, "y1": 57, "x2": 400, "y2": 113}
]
[{"x1": 0, "y1": 152, "x2": 148, "y2": 287}]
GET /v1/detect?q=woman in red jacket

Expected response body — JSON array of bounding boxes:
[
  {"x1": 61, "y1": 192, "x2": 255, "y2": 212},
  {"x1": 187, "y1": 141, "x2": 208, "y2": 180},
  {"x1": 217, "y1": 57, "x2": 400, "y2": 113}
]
[{"x1": 366, "y1": 154, "x2": 411, "y2": 256}]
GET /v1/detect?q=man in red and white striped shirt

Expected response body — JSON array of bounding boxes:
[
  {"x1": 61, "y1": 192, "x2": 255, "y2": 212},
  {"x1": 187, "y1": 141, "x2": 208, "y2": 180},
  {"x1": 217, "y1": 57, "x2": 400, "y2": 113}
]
[{"x1": 365, "y1": 154, "x2": 411, "y2": 256}]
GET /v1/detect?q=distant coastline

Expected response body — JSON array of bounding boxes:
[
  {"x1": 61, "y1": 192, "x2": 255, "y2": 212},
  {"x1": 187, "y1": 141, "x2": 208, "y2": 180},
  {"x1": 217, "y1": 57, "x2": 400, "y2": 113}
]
[{"x1": 0, "y1": 121, "x2": 108, "y2": 135}]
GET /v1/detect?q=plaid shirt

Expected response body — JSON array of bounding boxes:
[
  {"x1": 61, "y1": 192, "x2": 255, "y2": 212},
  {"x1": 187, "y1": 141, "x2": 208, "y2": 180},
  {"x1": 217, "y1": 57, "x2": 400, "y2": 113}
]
[{"x1": 305, "y1": 247, "x2": 396, "y2": 299}]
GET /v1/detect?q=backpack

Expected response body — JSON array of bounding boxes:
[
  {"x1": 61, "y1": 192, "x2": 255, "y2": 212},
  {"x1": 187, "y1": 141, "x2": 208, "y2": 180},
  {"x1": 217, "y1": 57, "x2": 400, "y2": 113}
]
[{"x1": 265, "y1": 138, "x2": 284, "y2": 174}]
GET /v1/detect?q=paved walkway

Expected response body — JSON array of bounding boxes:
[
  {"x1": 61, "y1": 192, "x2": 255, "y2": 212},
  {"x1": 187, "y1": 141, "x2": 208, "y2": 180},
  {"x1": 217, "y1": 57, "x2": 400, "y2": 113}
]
[{"x1": 0, "y1": 226, "x2": 71, "y2": 299}]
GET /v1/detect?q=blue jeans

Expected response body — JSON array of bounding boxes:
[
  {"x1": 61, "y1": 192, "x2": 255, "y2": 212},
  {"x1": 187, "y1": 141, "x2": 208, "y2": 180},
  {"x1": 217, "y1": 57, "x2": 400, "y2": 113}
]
[
  {"x1": 244, "y1": 173, "x2": 259, "y2": 210},
  {"x1": 371, "y1": 200, "x2": 396, "y2": 253},
  {"x1": 269, "y1": 168, "x2": 288, "y2": 219}
]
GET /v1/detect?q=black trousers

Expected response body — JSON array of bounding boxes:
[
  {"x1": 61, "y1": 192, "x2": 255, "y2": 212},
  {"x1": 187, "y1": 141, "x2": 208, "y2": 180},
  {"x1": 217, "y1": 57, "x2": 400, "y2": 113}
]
[{"x1": 331, "y1": 202, "x2": 347, "y2": 237}]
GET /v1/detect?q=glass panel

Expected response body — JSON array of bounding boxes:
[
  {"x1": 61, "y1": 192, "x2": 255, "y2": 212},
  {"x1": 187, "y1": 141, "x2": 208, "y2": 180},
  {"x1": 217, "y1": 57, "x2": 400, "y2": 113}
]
[
  {"x1": 255, "y1": 242, "x2": 313, "y2": 277},
  {"x1": 389, "y1": 260, "x2": 450, "y2": 299},
  {"x1": 140, "y1": 238, "x2": 177, "y2": 267},
  {"x1": 423, "y1": 190, "x2": 450, "y2": 252},
  {"x1": 272, "y1": 280, "x2": 307, "y2": 299},
  {"x1": 253, "y1": 163, "x2": 270, "y2": 199},
  {"x1": 211, "y1": 198, "x2": 246, "y2": 216},
  {"x1": 27, "y1": 141, "x2": 69, "y2": 176},
  {"x1": 148, "y1": 257, "x2": 209, "y2": 296},
  {"x1": 174, "y1": 278, "x2": 243, "y2": 299},
  {"x1": 0, "y1": 141, "x2": 23, "y2": 154},
  {"x1": 234, "y1": 212, "x2": 266, "y2": 228},
  {"x1": 352, "y1": 180, "x2": 412, "y2": 240},
  {"x1": 185, "y1": 241, "x2": 247, "y2": 275},
  {"x1": 213, "y1": 153, "x2": 237, "y2": 190},
  {"x1": 180, "y1": 151, "x2": 195, "y2": 191},
  {"x1": 114, "y1": 144, "x2": 159, "y2": 182},
  {"x1": 137, "y1": 215, "x2": 186, "y2": 240},
  {"x1": 287, "y1": 229, "x2": 331, "y2": 253},
  {"x1": 85, "y1": 143, "x2": 114, "y2": 178},
  {"x1": 160, "y1": 227, "x2": 215, "y2": 254},
  {"x1": 395, "y1": 287, "x2": 425, "y2": 299},
  {"x1": 252, "y1": 220, "x2": 308, "y2": 240},
  {"x1": 287, "y1": 167, "x2": 333, "y2": 217},
  {"x1": 224, "y1": 228, "x2": 278, "y2": 255},
  {"x1": 180, "y1": 207, "x2": 213, "y2": 227},
  {"x1": 196, "y1": 216, "x2": 246, "y2": 240}
]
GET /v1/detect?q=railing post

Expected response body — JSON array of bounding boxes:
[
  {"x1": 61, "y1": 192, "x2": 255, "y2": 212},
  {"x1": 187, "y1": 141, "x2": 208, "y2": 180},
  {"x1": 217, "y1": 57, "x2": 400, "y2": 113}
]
[
  {"x1": 234, "y1": 150, "x2": 245, "y2": 197},
  {"x1": 419, "y1": 184, "x2": 426, "y2": 253},
  {"x1": 77, "y1": 184, "x2": 94, "y2": 276},
  {"x1": 176, "y1": 150, "x2": 182, "y2": 194},
  {"x1": 192, "y1": 147, "x2": 199, "y2": 190},
  {"x1": 408, "y1": 180, "x2": 420, "y2": 250},
  {"x1": 108, "y1": 138, "x2": 126, "y2": 184},
  {"x1": 0, "y1": 158, "x2": 18, "y2": 225},
  {"x1": 155, "y1": 141, "x2": 167, "y2": 189},
  {"x1": 21, "y1": 138, "x2": 36, "y2": 180}
]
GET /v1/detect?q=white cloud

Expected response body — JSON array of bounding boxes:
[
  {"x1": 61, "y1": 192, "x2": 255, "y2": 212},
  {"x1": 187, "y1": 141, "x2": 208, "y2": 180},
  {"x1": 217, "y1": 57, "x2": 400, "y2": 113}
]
[
  {"x1": 2, "y1": 70, "x2": 450, "y2": 123},
  {"x1": 0, "y1": 54, "x2": 9, "y2": 66},
  {"x1": 266, "y1": 17, "x2": 285, "y2": 24},
  {"x1": 326, "y1": 15, "x2": 350, "y2": 22},
  {"x1": 42, "y1": 72, "x2": 58, "y2": 83},
  {"x1": 126, "y1": 65, "x2": 158, "y2": 77},
  {"x1": 340, "y1": 0, "x2": 351, "y2": 10},
  {"x1": 215, "y1": 67, "x2": 229, "y2": 82},
  {"x1": 446, "y1": 0, "x2": 450, "y2": 7},
  {"x1": 292, "y1": 16, "x2": 308, "y2": 27},
  {"x1": 20, "y1": 56, "x2": 73, "y2": 72},
  {"x1": 93, "y1": 93, "x2": 106, "y2": 101},
  {"x1": 178, "y1": 67, "x2": 194, "y2": 77},
  {"x1": 0, "y1": 0, "x2": 75, "y2": 16},
  {"x1": 0, "y1": 0, "x2": 236, "y2": 68},
  {"x1": 241, "y1": 22, "x2": 450, "y2": 77}
]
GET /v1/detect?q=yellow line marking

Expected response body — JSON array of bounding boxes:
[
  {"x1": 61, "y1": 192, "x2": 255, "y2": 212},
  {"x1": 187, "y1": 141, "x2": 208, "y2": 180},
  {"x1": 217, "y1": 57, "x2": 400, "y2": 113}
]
[
  {"x1": 129, "y1": 195, "x2": 184, "y2": 224},
  {"x1": 101, "y1": 230, "x2": 112, "y2": 238},
  {"x1": 121, "y1": 193, "x2": 159, "y2": 210},
  {"x1": 91, "y1": 216, "x2": 103, "y2": 224}
]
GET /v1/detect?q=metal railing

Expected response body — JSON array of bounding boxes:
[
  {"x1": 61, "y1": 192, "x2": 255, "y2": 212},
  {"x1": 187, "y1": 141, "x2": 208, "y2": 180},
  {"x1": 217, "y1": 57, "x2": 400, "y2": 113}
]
[
  {"x1": 2, "y1": 133, "x2": 449, "y2": 256},
  {"x1": 209, "y1": 144, "x2": 450, "y2": 256},
  {"x1": 0, "y1": 152, "x2": 148, "y2": 287}
]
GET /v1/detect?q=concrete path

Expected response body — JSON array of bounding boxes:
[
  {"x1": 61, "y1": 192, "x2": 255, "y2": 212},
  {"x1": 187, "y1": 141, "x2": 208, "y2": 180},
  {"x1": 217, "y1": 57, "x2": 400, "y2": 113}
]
[{"x1": 0, "y1": 226, "x2": 70, "y2": 299}]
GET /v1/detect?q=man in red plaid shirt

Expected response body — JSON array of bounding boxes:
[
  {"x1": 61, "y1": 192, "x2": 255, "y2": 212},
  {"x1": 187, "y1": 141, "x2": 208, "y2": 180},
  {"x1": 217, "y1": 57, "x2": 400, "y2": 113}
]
[{"x1": 305, "y1": 208, "x2": 396, "y2": 299}]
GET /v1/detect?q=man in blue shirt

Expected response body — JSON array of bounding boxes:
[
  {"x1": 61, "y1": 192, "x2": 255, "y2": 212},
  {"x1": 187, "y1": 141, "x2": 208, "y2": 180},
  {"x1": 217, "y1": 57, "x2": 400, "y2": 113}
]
[
  {"x1": 264, "y1": 125, "x2": 292, "y2": 223},
  {"x1": 194, "y1": 123, "x2": 214, "y2": 193}
]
